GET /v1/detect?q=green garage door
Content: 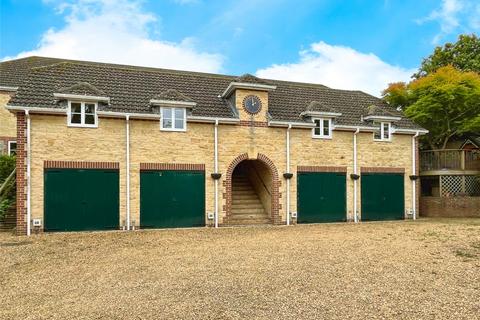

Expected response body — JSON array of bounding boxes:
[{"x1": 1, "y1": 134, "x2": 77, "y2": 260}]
[
  {"x1": 297, "y1": 172, "x2": 346, "y2": 223},
  {"x1": 44, "y1": 169, "x2": 119, "y2": 232},
  {"x1": 140, "y1": 170, "x2": 205, "y2": 228},
  {"x1": 361, "y1": 173, "x2": 404, "y2": 221}
]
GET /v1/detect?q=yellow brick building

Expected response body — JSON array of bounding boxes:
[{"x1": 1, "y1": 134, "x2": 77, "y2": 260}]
[{"x1": 0, "y1": 57, "x2": 426, "y2": 235}]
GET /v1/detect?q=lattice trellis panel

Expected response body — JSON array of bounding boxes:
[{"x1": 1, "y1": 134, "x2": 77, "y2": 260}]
[
  {"x1": 441, "y1": 175, "x2": 480, "y2": 196},
  {"x1": 465, "y1": 176, "x2": 480, "y2": 196}
]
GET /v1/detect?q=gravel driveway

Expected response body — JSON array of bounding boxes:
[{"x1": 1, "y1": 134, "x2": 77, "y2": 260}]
[{"x1": 1, "y1": 218, "x2": 479, "y2": 320}]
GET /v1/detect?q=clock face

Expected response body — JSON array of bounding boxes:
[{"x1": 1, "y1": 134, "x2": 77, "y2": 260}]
[{"x1": 243, "y1": 95, "x2": 262, "y2": 114}]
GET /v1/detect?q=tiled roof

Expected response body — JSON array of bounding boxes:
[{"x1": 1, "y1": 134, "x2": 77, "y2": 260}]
[
  {"x1": 234, "y1": 73, "x2": 270, "y2": 85},
  {"x1": 305, "y1": 101, "x2": 337, "y2": 114},
  {"x1": 2, "y1": 56, "x2": 423, "y2": 129},
  {"x1": 363, "y1": 104, "x2": 396, "y2": 117}
]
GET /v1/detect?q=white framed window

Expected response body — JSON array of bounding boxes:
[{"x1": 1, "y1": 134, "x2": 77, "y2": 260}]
[
  {"x1": 373, "y1": 122, "x2": 391, "y2": 141},
  {"x1": 67, "y1": 101, "x2": 98, "y2": 128},
  {"x1": 312, "y1": 118, "x2": 332, "y2": 139},
  {"x1": 8, "y1": 141, "x2": 17, "y2": 156},
  {"x1": 160, "y1": 107, "x2": 186, "y2": 131}
]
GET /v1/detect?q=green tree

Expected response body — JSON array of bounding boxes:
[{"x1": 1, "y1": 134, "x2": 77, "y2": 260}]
[
  {"x1": 0, "y1": 155, "x2": 16, "y2": 219},
  {"x1": 383, "y1": 66, "x2": 480, "y2": 150},
  {"x1": 414, "y1": 34, "x2": 480, "y2": 78}
]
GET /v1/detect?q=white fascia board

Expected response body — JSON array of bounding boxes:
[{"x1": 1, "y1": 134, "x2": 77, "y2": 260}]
[
  {"x1": 0, "y1": 86, "x2": 18, "y2": 92},
  {"x1": 187, "y1": 116, "x2": 240, "y2": 124},
  {"x1": 334, "y1": 125, "x2": 375, "y2": 132},
  {"x1": 6, "y1": 105, "x2": 67, "y2": 114},
  {"x1": 97, "y1": 111, "x2": 160, "y2": 119},
  {"x1": 363, "y1": 115, "x2": 402, "y2": 122},
  {"x1": 268, "y1": 121, "x2": 315, "y2": 128},
  {"x1": 221, "y1": 82, "x2": 277, "y2": 98},
  {"x1": 394, "y1": 128, "x2": 429, "y2": 135},
  {"x1": 149, "y1": 99, "x2": 197, "y2": 108},
  {"x1": 300, "y1": 111, "x2": 342, "y2": 118},
  {"x1": 53, "y1": 93, "x2": 110, "y2": 103}
]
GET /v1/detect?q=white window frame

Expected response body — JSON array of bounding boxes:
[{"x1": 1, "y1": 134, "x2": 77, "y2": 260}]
[
  {"x1": 7, "y1": 141, "x2": 17, "y2": 156},
  {"x1": 373, "y1": 121, "x2": 392, "y2": 142},
  {"x1": 160, "y1": 107, "x2": 187, "y2": 132},
  {"x1": 312, "y1": 118, "x2": 332, "y2": 139},
  {"x1": 67, "y1": 101, "x2": 98, "y2": 128}
]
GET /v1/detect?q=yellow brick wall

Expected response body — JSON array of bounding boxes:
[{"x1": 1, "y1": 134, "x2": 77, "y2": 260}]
[
  {"x1": 0, "y1": 92, "x2": 17, "y2": 137},
  {"x1": 357, "y1": 131, "x2": 414, "y2": 219},
  {"x1": 129, "y1": 120, "x2": 215, "y2": 226},
  {"x1": 28, "y1": 111, "x2": 415, "y2": 227},
  {"x1": 290, "y1": 129, "x2": 355, "y2": 219},
  {"x1": 30, "y1": 115, "x2": 127, "y2": 225}
]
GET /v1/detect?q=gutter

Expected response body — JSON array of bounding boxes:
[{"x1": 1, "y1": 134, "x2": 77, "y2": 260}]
[
  {"x1": 0, "y1": 86, "x2": 18, "y2": 92},
  {"x1": 268, "y1": 120, "x2": 315, "y2": 128}
]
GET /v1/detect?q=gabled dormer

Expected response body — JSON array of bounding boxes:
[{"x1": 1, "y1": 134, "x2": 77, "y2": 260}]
[
  {"x1": 221, "y1": 74, "x2": 276, "y2": 122},
  {"x1": 362, "y1": 105, "x2": 401, "y2": 142},
  {"x1": 54, "y1": 82, "x2": 110, "y2": 128},
  {"x1": 301, "y1": 101, "x2": 342, "y2": 139}
]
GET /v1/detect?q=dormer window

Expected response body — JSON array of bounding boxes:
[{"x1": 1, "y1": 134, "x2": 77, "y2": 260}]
[
  {"x1": 373, "y1": 122, "x2": 391, "y2": 141},
  {"x1": 68, "y1": 101, "x2": 98, "y2": 128},
  {"x1": 161, "y1": 107, "x2": 186, "y2": 131},
  {"x1": 313, "y1": 118, "x2": 332, "y2": 139}
]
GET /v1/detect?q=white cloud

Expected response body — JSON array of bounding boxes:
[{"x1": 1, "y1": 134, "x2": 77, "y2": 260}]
[
  {"x1": 417, "y1": 0, "x2": 479, "y2": 44},
  {"x1": 3, "y1": 0, "x2": 223, "y2": 73},
  {"x1": 256, "y1": 42, "x2": 415, "y2": 97}
]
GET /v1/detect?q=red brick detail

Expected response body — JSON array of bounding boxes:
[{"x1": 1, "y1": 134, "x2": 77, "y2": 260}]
[
  {"x1": 238, "y1": 120, "x2": 269, "y2": 127},
  {"x1": 361, "y1": 167, "x2": 405, "y2": 173},
  {"x1": 297, "y1": 166, "x2": 347, "y2": 173},
  {"x1": 140, "y1": 163, "x2": 205, "y2": 171},
  {"x1": 223, "y1": 153, "x2": 282, "y2": 225},
  {"x1": 16, "y1": 113, "x2": 27, "y2": 235},
  {"x1": 44, "y1": 161, "x2": 119, "y2": 169}
]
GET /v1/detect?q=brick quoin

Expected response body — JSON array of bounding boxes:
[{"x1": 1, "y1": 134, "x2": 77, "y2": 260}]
[
  {"x1": 15, "y1": 113, "x2": 27, "y2": 235},
  {"x1": 223, "y1": 153, "x2": 282, "y2": 225}
]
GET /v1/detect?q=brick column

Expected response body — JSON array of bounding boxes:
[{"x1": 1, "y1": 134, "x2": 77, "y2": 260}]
[{"x1": 16, "y1": 112, "x2": 27, "y2": 235}]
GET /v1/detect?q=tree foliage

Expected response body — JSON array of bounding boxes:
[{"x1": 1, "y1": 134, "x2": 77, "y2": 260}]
[
  {"x1": 414, "y1": 34, "x2": 480, "y2": 78},
  {"x1": 383, "y1": 66, "x2": 480, "y2": 149},
  {"x1": 0, "y1": 155, "x2": 16, "y2": 219}
]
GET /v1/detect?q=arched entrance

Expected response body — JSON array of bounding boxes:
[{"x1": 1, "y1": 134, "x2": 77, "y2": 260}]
[{"x1": 224, "y1": 153, "x2": 281, "y2": 225}]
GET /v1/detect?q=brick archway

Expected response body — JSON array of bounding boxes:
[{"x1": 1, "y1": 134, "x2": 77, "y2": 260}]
[{"x1": 223, "y1": 153, "x2": 282, "y2": 224}]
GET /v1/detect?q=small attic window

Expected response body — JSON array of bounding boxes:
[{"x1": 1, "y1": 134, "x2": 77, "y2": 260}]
[
  {"x1": 160, "y1": 107, "x2": 186, "y2": 132},
  {"x1": 373, "y1": 122, "x2": 391, "y2": 141},
  {"x1": 312, "y1": 118, "x2": 332, "y2": 139},
  {"x1": 67, "y1": 101, "x2": 98, "y2": 128}
]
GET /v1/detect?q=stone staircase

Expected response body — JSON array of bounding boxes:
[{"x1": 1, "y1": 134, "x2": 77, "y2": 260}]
[{"x1": 229, "y1": 175, "x2": 271, "y2": 225}]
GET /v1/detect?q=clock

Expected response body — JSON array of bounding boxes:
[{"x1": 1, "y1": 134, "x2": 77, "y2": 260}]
[{"x1": 243, "y1": 95, "x2": 262, "y2": 114}]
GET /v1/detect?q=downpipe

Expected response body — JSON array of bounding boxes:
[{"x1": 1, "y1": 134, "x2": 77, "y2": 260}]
[
  {"x1": 25, "y1": 110, "x2": 31, "y2": 236},
  {"x1": 126, "y1": 114, "x2": 131, "y2": 230},
  {"x1": 214, "y1": 119, "x2": 219, "y2": 228},
  {"x1": 286, "y1": 124, "x2": 291, "y2": 226},
  {"x1": 353, "y1": 129, "x2": 359, "y2": 223},
  {"x1": 412, "y1": 131, "x2": 420, "y2": 220}
]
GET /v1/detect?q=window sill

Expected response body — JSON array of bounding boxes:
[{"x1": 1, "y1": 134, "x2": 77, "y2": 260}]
[
  {"x1": 68, "y1": 123, "x2": 98, "y2": 128},
  {"x1": 312, "y1": 135, "x2": 332, "y2": 140},
  {"x1": 160, "y1": 128, "x2": 187, "y2": 132},
  {"x1": 373, "y1": 138, "x2": 392, "y2": 142}
]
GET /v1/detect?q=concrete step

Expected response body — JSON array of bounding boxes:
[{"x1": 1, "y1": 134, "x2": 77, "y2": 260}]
[
  {"x1": 232, "y1": 198, "x2": 262, "y2": 205},
  {"x1": 232, "y1": 194, "x2": 259, "y2": 200},
  {"x1": 231, "y1": 203, "x2": 264, "y2": 210},
  {"x1": 228, "y1": 218, "x2": 272, "y2": 225},
  {"x1": 231, "y1": 207, "x2": 266, "y2": 215}
]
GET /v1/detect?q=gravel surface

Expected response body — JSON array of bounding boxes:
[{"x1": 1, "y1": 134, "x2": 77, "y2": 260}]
[{"x1": 1, "y1": 218, "x2": 479, "y2": 320}]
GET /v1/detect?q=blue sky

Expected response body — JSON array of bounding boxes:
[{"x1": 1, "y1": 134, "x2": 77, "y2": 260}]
[{"x1": 1, "y1": 0, "x2": 479, "y2": 95}]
